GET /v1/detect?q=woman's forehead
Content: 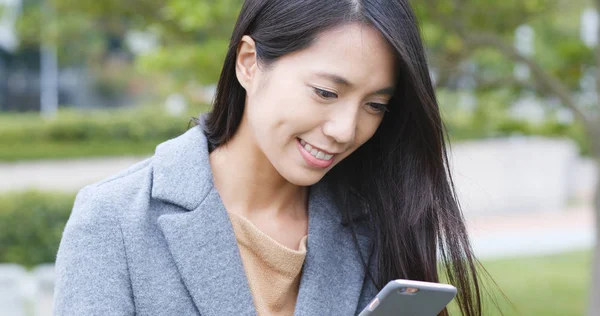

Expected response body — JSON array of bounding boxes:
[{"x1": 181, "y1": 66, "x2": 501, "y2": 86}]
[{"x1": 280, "y1": 23, "x2": 396, "y2": 89}]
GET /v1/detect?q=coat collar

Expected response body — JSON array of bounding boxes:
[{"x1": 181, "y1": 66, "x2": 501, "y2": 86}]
[
  {"x1": 151, "y1": 125, "x2": 213, "y2": 210},
  {"x1": 153, "y1": 126, "x2": 373, "y2": 316},
  {"x1": 294, "y1": 184, "x2": 373, "y2": 316}
]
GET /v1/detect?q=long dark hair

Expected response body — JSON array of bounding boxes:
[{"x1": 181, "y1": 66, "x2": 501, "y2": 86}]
[{"x1": 203, "y1": 1, "x2": 485, "y2": 315}]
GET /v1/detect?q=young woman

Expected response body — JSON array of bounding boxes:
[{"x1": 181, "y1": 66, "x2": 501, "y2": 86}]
[{"x1": 54, "y1": 1, "x2": 485, "y2": 315}]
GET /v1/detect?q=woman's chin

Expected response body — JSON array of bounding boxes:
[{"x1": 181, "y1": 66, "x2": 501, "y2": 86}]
[{"x1": 281, "y1": 168, "x2": 328, "y2": 187}]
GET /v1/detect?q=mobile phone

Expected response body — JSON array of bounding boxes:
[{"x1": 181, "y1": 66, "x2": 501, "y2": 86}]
[{"x1": 358, "y1": 279, "x2": 457, "y2": 316}]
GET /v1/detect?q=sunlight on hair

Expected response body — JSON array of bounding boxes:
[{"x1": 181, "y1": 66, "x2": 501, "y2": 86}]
[{"x1": 350, "y1": 0, "x2": 362, "y2": 15}]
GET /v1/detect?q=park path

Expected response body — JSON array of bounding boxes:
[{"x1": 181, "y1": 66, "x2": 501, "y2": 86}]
[
  {"x1": 0, "y1": 156, "x2": 595, "y2": 260},
  {"x1": 0, "y1": 156, "x2": 149, "y2": 193}
]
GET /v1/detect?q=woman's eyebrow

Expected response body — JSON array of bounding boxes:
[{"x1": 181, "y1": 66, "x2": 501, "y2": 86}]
[
  {"x1": 315, "y1": 72, "x2": 352, "y2": 87},
  {"x1": 315, "y1": 71, "x2": 395, "y2": 95},
  {"x1": 373, "y1": 87, "x2": 395, "y2": 96}
]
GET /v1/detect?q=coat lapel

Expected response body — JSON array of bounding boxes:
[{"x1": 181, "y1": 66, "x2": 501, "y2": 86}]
[
  {"x1": 157, "y1": 189, "x2": 256, "y2": 316},
  {"x1": 294, "y1": 183, "x2": 372, "y2": 316},
  {"x1": 152, "y1": 126, "x2": 256, "y2": 316}
]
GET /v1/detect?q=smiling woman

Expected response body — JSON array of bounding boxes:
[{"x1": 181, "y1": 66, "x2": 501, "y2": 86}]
[
  {"x1": 211, "y1": 23, "x2": 395, "y2": 188},
  {"x1": 53, "y1": 1, "x2": 487, "y2": 316}
]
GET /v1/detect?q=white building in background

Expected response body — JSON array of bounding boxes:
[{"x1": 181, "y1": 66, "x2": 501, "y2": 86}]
[
  {"x1": 0, "y1": 0, "x2": 21, "y2": 53},
  {"x1": 449, "y1": 137, "x2": 583, "y2": 215},
  {"x1": 581, "y1": 8, "x2": 598, "y2": 48}
]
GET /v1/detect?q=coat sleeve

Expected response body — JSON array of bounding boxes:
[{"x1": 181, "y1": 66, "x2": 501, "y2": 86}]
[{"x1": 53, "y1": 186, "x2": 135, "y2": 316}]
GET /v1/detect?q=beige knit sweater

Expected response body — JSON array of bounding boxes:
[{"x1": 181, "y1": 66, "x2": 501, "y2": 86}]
[{"x1": 227, "y1": 211, "x2": 308, "y2": 316}]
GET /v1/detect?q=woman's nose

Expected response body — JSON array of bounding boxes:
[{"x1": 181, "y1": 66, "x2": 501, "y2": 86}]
[{"x1": 322, "y1": 107, "x2": 358, "y2": 145}]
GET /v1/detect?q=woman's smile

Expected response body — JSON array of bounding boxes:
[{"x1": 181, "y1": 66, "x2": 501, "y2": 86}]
[{"x1": 296, "y1": 138, "x2": 336, "y2": 168}]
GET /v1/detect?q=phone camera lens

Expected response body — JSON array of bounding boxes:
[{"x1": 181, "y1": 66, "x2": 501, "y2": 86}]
[
  {"x1": 406, "y1": 287, "x2": 419, "y2": 294},
  {"x1": 398, "y1": 287, "x2": 419, "y2": 294}
]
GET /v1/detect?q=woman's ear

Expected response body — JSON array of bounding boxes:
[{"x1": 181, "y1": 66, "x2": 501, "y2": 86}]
[{"x1": 235, "y1": 35, "x2": 258, "y2": 91}]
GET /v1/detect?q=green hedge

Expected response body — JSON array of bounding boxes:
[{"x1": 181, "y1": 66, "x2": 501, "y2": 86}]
[
  {"x1": 0, "y1": 191, "x2": 75, "y2": 268},
  {"x1": 446, "y1": 117, "x2": 592, "y2": 155},
  {"x1": 0, "y1": 107, "x2": 198, "y2": 143},
  {"x1": 437, "y1": 89, "x2": 593, "y2": 156},
  {"x1": 0, "y1": 105, "x2": 208, "y2": 161}
]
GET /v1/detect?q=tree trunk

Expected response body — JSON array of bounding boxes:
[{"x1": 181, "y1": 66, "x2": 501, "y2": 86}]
[{"x1": 589, "y1": 149, "x2": 600, "y2": 316}]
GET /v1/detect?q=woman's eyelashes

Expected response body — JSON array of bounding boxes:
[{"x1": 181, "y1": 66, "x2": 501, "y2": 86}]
[
  {"x1": 366, "y1": 102, "x2": 389, "y2": 114},
  {"x1": 312, "y1": 86, "x2": 389, "y2": 114},
  {"x1": 313, "y1": 87, "x2": 338, "y2": 100}
]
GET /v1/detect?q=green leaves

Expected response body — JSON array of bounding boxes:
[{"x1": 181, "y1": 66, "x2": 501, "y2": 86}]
[
  {"x1": 0, "y1": 191, "x2": 75, "y2": 267},
  {"x1": 146, "y1": 0, "x2": 242, "y2": 84},
  {"x1": 162, "y1": 0, "x2": 241, "y2": 34},
  {"x1": 16, "y1": 0, "x2": 243, "y2": 87},
  {"x1": 416, "y1": 0, "x2": 595, "y2": 128},
  {"x1": 137, "y1": 38, "x2": 230, "y2": 84}
]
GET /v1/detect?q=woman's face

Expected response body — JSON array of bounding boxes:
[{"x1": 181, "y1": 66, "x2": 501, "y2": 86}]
[{"x1": 237, "y1": 23, "x2": 396, "y2": 186}]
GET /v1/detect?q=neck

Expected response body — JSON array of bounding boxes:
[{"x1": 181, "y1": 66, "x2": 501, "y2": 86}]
[{"x1": 209, "y1": 117, "x2": 308, "y2": 220}]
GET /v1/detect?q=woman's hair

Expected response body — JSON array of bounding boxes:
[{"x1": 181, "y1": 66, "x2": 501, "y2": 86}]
[{"x1": 203, "y1": 1, "x2": 485, "y2": 315}]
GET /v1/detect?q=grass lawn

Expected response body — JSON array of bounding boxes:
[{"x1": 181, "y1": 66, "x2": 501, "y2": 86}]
[{"x1": 448, "y1": 250, "x2": 592, "y2": 315}]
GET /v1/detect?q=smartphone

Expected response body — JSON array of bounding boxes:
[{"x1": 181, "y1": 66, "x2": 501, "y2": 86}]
[{"x1": 358, "y1": 279, "x2": 457, "y2": 316}]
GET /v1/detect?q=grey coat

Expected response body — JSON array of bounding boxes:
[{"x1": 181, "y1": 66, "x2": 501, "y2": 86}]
[{"x1": 53, "y1": 126, "x2": 378, "y2": 316}]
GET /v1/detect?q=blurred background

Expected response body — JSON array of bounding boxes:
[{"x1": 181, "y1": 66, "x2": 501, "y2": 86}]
[{"x1": 0, "y1": 0, "x2": 597, "y2": 315}]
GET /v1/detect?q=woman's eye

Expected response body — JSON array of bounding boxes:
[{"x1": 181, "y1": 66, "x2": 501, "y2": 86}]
[
  {"x1": 313, "y1": 88, "x2": 338, "y2": 100},
  {"x1": 366, "y1": 102, "x2": 389, "y2": 114}
]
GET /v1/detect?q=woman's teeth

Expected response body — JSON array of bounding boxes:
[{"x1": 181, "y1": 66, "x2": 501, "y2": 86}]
[{"x1": 300, "y1": 139, "x2": 334, "y2": 161}]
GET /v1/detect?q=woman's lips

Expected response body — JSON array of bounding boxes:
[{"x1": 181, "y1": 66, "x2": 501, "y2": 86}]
[{"x1": 296, "y1": 138, "x2": 336, "y2": 168}]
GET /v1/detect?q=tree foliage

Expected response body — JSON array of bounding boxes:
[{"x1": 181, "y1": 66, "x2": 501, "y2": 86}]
[
  {"x1": 414, "y1": 0, "x2": 592, "y2": 92},
  {"x1": 38, "y1": 0, "x2": 244, "y2": 83},
  {"x1": 414, "y1": 0, "x2": 598, "y2": 151}
]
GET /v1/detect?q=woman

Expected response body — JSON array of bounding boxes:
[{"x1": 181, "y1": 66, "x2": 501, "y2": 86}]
[{"x1": 54, "y1": 0, "x2": 485, "y2": 315}]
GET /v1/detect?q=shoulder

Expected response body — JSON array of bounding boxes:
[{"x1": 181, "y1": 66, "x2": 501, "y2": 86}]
[
  {"x1": 69, "y1": 125, "x2": 213, "y2": 224},
  {"x1": 54, "y1": 161, "x2": 147, "y2": 315},
  {"x1": 69, "y1": 158, "x2": 154, "y2": 225}
]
